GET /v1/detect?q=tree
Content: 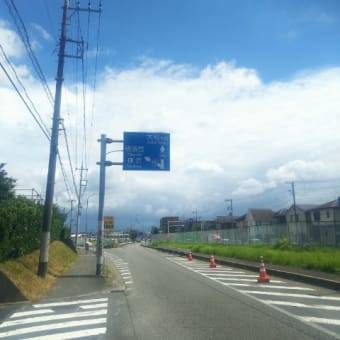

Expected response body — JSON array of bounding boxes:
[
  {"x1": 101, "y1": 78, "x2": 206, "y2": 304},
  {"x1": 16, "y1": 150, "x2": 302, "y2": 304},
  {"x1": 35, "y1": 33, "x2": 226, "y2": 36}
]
[
  {"x1": 129, "y1": 229, "x2": 139, "y2": 242},
  {"x1": 151, "y1": 226, "x2": 159, "y2": 234},
  {"x1": 0, "y1": 197, "x2": 42, "y2": 261},
  {"x1": 0, "y1": 163, "x2": 16, "y2": 202},
  {"x1": 51, "y1": 204, "x2": 67, "y2": 241}
]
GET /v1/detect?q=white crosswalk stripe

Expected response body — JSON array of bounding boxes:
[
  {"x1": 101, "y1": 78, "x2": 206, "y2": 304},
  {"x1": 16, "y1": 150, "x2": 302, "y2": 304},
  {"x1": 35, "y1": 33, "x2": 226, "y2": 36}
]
[
  {"x1": 105, "y1": 253, "x2": 134, "y2": 291},
  {"x1": 0, "y1": 298, "x2": 108, "y2": 339},
  {"x1": 167, "y1": 255, "x2": 340, "y2": 339}
]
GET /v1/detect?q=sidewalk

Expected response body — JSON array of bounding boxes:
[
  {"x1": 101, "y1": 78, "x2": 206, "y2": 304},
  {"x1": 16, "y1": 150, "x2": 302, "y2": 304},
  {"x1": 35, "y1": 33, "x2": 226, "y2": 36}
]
[{"x1": 46, "y1": 252, "x2": 124, "y2": 300}]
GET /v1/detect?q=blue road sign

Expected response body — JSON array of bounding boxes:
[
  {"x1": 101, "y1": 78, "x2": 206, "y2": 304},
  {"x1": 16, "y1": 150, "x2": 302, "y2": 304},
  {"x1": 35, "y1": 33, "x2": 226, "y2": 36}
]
[{"x1": 123, "y1": 132, "x2": 170, "y2": 171}]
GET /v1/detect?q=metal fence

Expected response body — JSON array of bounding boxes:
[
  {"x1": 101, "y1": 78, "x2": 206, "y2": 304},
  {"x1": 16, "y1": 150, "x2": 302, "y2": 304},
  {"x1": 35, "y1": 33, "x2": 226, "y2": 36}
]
[{"x1": 151, "y1": 223, "x2": 340, "y2": 247}]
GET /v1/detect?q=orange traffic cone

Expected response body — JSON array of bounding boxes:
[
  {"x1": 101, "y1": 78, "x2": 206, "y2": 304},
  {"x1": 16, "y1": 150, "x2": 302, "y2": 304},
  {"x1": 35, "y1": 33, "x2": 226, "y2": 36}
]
[
  {"x1": 257, "y1": 256, "x2": 270, "y2": 283},
  {"x1": 209, "y1": 255, "x2": 216, "y2": 268},
  {"x1": 188, "y1": 250, "x2": 193, "y2": 261}
]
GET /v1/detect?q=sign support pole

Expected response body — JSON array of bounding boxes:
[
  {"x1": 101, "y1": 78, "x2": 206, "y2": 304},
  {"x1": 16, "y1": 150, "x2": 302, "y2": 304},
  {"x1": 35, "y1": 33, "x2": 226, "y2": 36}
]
[{"x1": 96, "y1": 135, "x2": 121, "y2": 275}]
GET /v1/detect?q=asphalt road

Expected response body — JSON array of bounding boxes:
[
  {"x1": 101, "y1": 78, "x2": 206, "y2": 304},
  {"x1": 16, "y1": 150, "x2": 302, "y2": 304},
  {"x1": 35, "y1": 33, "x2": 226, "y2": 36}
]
[{"x1": 105, "y1": 244, "x2": 340, "y2": 340}]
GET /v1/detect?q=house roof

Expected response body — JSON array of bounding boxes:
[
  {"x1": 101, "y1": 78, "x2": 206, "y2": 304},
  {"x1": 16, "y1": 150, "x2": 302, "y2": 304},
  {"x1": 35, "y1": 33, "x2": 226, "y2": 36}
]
[
  {"x1": 311, "y1": 199, "x2": 339, "y2": 210},
  {"x1": 248, "y1": 209, "x2": 274, "y2": 221},
  {"x1": 287, "y1": 204, "x2": 317, "y2": 212},
  {"x1": 275, "y1": 208, "x2": 288, "y2": 216},
  {"x1": 216, "y1": 216, "x2": 239, "y2": 223}
]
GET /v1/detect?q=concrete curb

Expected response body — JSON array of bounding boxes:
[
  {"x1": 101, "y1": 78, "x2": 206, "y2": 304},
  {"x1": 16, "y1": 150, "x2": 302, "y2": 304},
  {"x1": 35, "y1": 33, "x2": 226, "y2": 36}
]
[
  {"x1": 104, "y1": 255, "x2": 126, "y2": 292},
  {"x1": 149, "y1": 246, "x2": 340, "y2": 292}
]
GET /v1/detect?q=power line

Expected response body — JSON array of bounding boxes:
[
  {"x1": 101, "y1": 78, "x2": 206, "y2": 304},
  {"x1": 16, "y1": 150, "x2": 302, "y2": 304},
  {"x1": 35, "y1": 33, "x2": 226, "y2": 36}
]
[
  {"x1": 0, "y1": 47, "x2": 51, "y2": 141},
  {"x1": 61, "y1": 120, "x2": 79, "y2": 199},
  {"x1": 5, "y1": 0, "x2": 54, "y2": 107}
]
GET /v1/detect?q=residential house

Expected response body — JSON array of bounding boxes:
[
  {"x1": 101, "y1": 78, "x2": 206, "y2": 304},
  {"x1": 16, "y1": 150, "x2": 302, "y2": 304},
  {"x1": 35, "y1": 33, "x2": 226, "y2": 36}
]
[
  {"x1": 235, "y1": 214, "x2": 247, "y2": 228},
  {"x1": 286, "y1": 204, "x2": 317, "y2": 244},
  {"x1": 274, "y1": 209, "x2": 287, "y2": 225},
  {"x1": 308, "y1": 199, "x2": 340, "y2": 246},
  {"x1": 215, "y1": 216, "x2": 239, "y2": 229},
  {"x1": 246, "y1": 209, "x2": 275, "y2": 227},
  {"x1": 246, "y1": 209, "x2": 275, "y2": 241}
]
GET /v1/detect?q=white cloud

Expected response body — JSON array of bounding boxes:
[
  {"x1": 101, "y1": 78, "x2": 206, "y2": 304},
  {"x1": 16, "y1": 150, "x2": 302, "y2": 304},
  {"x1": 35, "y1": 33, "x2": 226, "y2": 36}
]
[
  {"x1": 31, "y1": 23, "x2": 52, "y2": 41},
  {"x1": 0, "y1": 20, "x2": 24, "y2": 58},
  {"x1": 2, "y1": 51, "x2": 340, "y2": 226},
  {"x1": 266, "y1": 160, "x2": 340, "y2": 184},
  {"x1": 232, "y1": 178, "x2": 274, "y2": 197}
]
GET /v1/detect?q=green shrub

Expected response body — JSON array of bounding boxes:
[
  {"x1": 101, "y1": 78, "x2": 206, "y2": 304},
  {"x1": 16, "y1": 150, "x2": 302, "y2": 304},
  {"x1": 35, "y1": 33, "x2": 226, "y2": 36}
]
[{"x1": 272, "y1": 236, "x2": 292, "y2": 250}]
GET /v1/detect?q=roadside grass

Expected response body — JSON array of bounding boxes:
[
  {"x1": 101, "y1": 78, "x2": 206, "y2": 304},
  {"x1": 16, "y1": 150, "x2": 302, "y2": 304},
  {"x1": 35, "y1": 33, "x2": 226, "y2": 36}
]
[
  {"x1": 152, "y1": 240, "x2": 340, "y2": 275},
  {"x1": 0, "y1": 241, "x2": 78, "y2": 301}
]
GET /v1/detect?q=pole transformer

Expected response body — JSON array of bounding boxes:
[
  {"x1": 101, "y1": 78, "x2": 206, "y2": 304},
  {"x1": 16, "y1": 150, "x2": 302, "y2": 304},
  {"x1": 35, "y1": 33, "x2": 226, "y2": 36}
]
[{"x1": 38, "y1": 0, "x2": 69, "y2": 277}]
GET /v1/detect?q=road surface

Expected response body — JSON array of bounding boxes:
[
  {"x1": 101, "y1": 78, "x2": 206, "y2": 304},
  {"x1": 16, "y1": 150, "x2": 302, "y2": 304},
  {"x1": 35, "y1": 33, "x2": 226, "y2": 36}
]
[
  {"x1": 105, "y1": 244, "x2": 340, "y2": 339},
  {"x1": 1, "y1": 244, "x2": 340, "y2": 339}
]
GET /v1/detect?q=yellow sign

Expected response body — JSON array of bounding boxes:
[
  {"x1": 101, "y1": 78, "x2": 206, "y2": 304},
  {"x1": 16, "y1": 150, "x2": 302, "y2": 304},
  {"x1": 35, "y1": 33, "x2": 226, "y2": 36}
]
[{"x1": 104, "y1": 216, "x2": 114, "y2": 229}]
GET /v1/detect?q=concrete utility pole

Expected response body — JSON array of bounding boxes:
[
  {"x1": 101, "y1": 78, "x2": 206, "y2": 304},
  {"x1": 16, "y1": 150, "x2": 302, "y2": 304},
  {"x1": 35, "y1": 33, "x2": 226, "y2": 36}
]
[
  {"x1": 38, "y1": 0, "x2": 69, "y2": 277},
  {"x1": 75, "y1": 166, "x2": 88, "y2": 249},
  {"x1": 225, "y1": 199, "x2": 233, "y2": 216},
  {"x1": 38, "y1": 0, "x2": 102, "y2": 277},
  {"x1": 291, "y1": 182, "x2": 297, "y2": 222}
]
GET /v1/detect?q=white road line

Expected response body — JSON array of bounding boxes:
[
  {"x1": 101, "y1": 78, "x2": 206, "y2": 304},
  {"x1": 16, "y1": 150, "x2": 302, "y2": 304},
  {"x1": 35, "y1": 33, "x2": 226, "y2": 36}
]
[
  {"x1": 10, "y1": 309, "x2": 54, "y2": 318},
  {"x1": 214, "y1": 277, "x2": 283, "y2": 283},
  {"x1": 266, "y1": 300, "x2": 340, "y2": 311},
  {"x1": 299, "y1": 317, "x2": 340, "y2": 326},
  {"x1": 80, "y1": 303, "x2": 108, "y2": 310},
  {"x1": 0, "y1": 318, "x2": 106, "y2": 338},
  {"x1": 255, "y1": 285, "x2": 314, "y2": 291},
  {"x1": 0, "y1": 309, "x2": 107, "y2": 327},
  {"x1": 33, "y1": 298, "x2": 108, "y2": 308},
  {"x1": 202, "y1": 273, "x2": 259, "y2": 278},
  {"x1": 242, "y1": 290, "x2": 340, "y2": 301},
  {"x1": 218, "y1": 282, "x2": 317, "y2": 290},
  {"x1": 198, "y1": 270, "x2": 246, "y2": 275},
  {"x1": 27, "y1": 327, "x2": 106, "y2": 340},
  {"x1": 219, "y1": 282, "x2": 250, "y2": 287}
]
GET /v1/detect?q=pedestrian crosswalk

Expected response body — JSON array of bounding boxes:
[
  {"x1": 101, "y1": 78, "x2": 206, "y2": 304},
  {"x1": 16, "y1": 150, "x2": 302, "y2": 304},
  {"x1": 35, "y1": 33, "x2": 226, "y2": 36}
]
[
  {"x1": 167, "y1": 256, "x2": 340, "y2": 339},
  {"x1": 0, "y1": 297, "x2": 108, "y2": 339},
  {"x1": 105, "y1": 253, "x2": 134, "y2": 291}
]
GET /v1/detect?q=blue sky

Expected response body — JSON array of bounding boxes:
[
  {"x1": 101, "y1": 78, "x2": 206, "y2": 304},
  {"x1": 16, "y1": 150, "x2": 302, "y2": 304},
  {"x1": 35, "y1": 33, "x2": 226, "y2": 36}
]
[
  {"x1": 5, "y1": 0, "x2": 340, "y2": 80},
  {"x1": 1, "y1": 1, "x2": 340, "y2": 231}
]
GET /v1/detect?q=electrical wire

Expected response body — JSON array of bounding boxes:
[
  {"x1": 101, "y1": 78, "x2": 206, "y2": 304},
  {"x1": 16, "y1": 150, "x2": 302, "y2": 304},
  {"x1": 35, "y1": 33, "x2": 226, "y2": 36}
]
[
  {"x1": 5, "y1": 0, "x2": 54, "y2": 107},
  {"x1": 0, "y1": 48, "x2": 51, "y2": 141},
  {"x1": 61, "y1": 121, "x2": 80, "y2": 199}
]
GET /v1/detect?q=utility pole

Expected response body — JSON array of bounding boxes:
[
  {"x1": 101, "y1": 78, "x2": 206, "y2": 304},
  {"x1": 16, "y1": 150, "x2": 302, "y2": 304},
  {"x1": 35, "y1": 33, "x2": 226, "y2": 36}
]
[
  {"x1": 69, "y1": 199, "x2": 75, "y2": 231},
  {"x1": 225, "y1": 199, "x2": 233, "y2": 217},
  {"x1": 291, "y1": 182, "x2": 297, "y2": 222},
  {"x1": 38, "y1": 0, "x2": 69, "y2": 277},
  {"x1": 75, "y1": 165, "x2": 88, "y2": 249},
  {"x1": 225, "y1": 198, "x2": 233, "y2": 228},
  {"x1": 38, "y1": 1, "x2": 102, "y2": 277}
]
